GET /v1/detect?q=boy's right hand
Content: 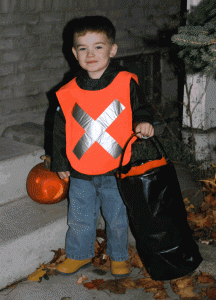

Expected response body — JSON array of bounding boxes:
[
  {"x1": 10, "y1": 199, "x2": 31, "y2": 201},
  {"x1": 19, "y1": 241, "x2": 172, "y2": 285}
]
[{"x1": 57, "y1": 171, "x2": 70, "y2": 179}]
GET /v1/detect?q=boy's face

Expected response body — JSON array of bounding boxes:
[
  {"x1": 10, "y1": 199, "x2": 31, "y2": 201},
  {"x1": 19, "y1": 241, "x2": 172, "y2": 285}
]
[{"x1": 72, "y1": 32, "x2": 117, "y2": 79}]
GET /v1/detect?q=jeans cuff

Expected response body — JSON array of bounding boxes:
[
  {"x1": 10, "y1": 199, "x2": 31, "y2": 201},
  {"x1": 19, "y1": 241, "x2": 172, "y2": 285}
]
[
  {"x1": 106, "y1": 251, "x2": 129, "y2": 262},
  {"x1": 66, "y1": 253, "x2": 93, "y2": 260}
]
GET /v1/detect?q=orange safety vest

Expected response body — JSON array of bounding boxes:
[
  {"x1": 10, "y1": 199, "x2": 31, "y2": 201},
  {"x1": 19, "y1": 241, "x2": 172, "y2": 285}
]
[{"x1": 56, "y1": 71, "x2": 138, "y2": 175}]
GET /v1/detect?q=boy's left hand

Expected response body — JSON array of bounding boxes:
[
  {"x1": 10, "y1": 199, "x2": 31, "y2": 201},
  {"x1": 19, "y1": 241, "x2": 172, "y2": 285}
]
[{"x1": 135, "y1": 122, "x2": 154, "y2": 139}]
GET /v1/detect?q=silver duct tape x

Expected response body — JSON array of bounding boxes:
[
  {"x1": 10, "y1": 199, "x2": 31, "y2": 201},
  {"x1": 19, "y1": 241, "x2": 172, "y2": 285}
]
[{"x1": 72, "y1": 99, "x2": 125, "y2": 159}]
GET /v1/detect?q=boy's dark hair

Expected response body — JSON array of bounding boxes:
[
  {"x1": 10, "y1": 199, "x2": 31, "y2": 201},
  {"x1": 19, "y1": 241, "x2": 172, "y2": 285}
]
[{"x1": 73, "y1": 16, "x2": 116, "y2": 45}]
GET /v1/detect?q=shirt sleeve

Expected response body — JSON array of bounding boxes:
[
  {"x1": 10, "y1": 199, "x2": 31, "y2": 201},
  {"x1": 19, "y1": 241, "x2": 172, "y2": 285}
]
[
  {"x1": 130, "y1": 78, "x2": 154, "y2": 127},
  {"x1": 50, "y1": 107, "x2": 71, "y2": 172}
]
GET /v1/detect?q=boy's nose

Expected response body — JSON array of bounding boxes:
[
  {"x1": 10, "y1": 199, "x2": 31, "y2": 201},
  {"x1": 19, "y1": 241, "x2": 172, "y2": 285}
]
[{"x1": 87, "y1": 49, "x2": 94, "y2": 57}]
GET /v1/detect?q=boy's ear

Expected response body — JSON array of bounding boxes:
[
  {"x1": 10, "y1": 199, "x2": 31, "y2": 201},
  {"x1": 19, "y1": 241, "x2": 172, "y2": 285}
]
[
  {"x1": 110, "y1": 44, "x2": 118, "y2": 58},
  {"x1": 72, "y1": 47, "x2": 78, "y2": 60}
]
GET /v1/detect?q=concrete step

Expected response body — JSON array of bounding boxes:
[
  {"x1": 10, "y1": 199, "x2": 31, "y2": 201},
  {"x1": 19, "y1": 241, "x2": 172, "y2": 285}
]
[
  {"x1": 0, "y1": 136, "x2": 68, "y2": 289},
  {"x1": 0, "y1": 195, "x2": 68, "y2": 290},
  {"x1": 1, "y1": 122, "x2": 45, "y2": 148},
  {"x1": 0, "y1": 137, "x2": 44, "y2": 206},
  {"x1": 0, "y1": 194, "x2": 135, "y2": 290}
]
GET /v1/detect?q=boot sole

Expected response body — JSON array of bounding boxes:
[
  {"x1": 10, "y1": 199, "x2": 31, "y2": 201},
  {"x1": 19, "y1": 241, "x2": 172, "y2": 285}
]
[{"x1": 55, "y1": 262, "x2": 92, "y2": 276}]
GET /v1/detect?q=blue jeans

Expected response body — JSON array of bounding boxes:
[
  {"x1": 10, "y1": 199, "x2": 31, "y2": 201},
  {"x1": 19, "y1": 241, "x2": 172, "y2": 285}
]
[{"x1": 65, "y1": 175, "x2": 129, "y2": 261}]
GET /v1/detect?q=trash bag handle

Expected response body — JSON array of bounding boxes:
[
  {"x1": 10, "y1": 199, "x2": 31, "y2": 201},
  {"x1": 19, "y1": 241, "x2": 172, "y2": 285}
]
[{"x1": 118, "y1": 133, "x2": 167, "y2": 178}]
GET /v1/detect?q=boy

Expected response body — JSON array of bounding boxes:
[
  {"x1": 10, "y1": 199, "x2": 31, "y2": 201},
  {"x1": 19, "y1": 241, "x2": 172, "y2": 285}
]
[{"x1": 51, "y1": 16, "x2": 154, "y2": 277}]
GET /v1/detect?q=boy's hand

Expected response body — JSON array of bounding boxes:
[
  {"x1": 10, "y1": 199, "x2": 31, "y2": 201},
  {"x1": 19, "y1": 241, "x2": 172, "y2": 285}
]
[
  {"x1": 135, "y1": 122, "x2": 154, "y2": 139},
  {"x1": 57, "y1": 171, "x2": 70, "y2": 179}
]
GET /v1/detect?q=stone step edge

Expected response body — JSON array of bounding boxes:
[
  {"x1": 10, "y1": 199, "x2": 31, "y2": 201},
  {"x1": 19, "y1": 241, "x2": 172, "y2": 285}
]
[
  {"x1": 0, "y1": 195, "x2": 67, "y2": 289},
  {"x1": 0, "y1": 214, "x2": 68, "y2": 290},
  {"x1": 0, "y1": 146, "x2": 45, "y2": 206}
]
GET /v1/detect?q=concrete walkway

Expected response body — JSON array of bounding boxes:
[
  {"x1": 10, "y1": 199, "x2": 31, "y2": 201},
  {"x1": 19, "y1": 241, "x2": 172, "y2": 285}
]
[{"x1": 0, "y1": 242, "x2": 216, "y2": 300}]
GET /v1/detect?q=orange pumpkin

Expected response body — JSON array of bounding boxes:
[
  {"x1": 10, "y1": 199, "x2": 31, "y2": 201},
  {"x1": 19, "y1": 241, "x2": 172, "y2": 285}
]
[{"x1": 26, "y1": 155, "x2": 69, "y2": 204}]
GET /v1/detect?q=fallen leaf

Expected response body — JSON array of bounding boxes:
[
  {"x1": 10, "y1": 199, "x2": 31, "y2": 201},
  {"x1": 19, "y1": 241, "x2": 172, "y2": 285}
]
[
  {"x1": 76, "y1": 274, "x2": 88, "y2": 284},
  {"x1": 92, "y1": 257, "x2": 101, "y2": 267},
  {"x1": 177, "y1": 286, "x2": 196, "y2": 298},
  {"x1": 148, "y1": 288, "x2": 158, "y2": 294},
  {"x1": 212, "y1": 210, "x2": 216, "y2": 222},
  {"x1": 200, "y1": 179, "x2": 216, "y2": 194},
  {"x1": 171, "y1": 276, "x2": 193, "y2": 287},
  {"x1": 96, "y1": 229, "x2": 106, "y2": 239},
  {"x1": 212, "y1": 200, "x2": 216, "y2": 209},
  {"x1": 188, "y1": 213, "x2": 213, "y2": 229},
  {"x1": 55, "y1": 254, "x2": 66, "y2": 264},
  {"x1": 28, "y1": 265, "x2": 47, "y2": 282},
  {"x1": 171, "y1": 276, "x2": 197, "y2": 298},
  {"x1": 185, "y1": 204, "x2": 195, "y2": 212},
  {"x1": 94, "y1": 240, "x2": 100, "y2": 255},
  {"x1": 184, "y1": 198, "x2": 190, "y2": 205},
  {"x1": 131, "y1": 252, "x2": 143, "y2": 268},
  {"x1": 99, "y1": 257, "x2": 110, "y2": 270},
  {"x1": 135, "y1": 277, "x2": 164, "y2": 290},
  {"x1": 206, "y1": 286, "x2": 216, "y2": 299},
  {"x1": 142, "y1": 266, "x2": 151, "y2": 277},
  {"x1": 199, "y1": 239, "x2": 214, "y2": 245},
  {"x1": 153, "y1": 289, "x2": 169, "y2": 299},
  {"x1": 84, "y1": 278, "x2": 138, "y2": 294},
  {"x1": 201, "y1": 202, "x2": 212, "y2": 213},
  {"x1": 196, "y1": 272, "x2": 216, "y2": 284},
  {"x1": 83, "y1": 279, "x2": 104, "y2": 290},
  {"x1": 144, "y1": 280, "x2": 165, "y2": 292},
  {"x1": 135, "y1": 277, "x2": 150, "y2": 288},
  {"x1": 205, "y1": 194, "x2": 215, "y2": 204},
  {"x1": 97, "y1": 279, "x2": 127, "y2": 294},
  {"x1": 50, "y1": 248, "x2": 66, "y2": 264},
  {"x1": 119, "y1": 278, "x2": 137, "y2": 289},
  {"x1": 212, "y1": 228, "x2": 216, "y2": 240},
  {"x1": 44, "y1": 262, "x2": 59, "y2": 270},
  {"x1": 133, "y1": 277, "x2": 167, "y2": 298},
  {"x1": 129, "y1": 244, "x2": 136, "y2": 259},
  {"x1": 92, "y1": 230, "x2": 108, "y2": 269}
]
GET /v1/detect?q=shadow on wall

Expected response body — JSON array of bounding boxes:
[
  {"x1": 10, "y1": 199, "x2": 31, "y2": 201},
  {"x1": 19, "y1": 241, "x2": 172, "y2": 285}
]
[{"x1": 44, "y1": 18, "x2": 81, "y2": 156}]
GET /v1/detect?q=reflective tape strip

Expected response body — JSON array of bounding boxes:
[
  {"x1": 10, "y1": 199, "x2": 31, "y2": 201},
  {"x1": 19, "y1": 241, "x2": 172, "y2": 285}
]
[{"x1": 72, "y1": 99, "x2": 125, "y2": 159}]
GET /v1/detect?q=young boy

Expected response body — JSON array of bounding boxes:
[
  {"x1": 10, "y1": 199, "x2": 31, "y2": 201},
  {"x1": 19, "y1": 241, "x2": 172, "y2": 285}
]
[{"x1": 51, "y1": 16, "x2": 154, "y2": 277}]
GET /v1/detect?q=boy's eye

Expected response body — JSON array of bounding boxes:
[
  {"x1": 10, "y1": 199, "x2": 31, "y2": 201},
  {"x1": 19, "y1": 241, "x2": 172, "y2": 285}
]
[
  {"x1": 79, "y1": 47, "x2": 86, "y2": 51},
  {"x1": 96, "y1": 46, "x2": 102, "y2": 49}
]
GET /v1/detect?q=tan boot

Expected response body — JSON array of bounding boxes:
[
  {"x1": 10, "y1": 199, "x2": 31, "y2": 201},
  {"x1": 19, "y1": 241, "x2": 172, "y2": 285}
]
[
  {"x1": 55, "y1": 258, "x2": 92, "y2": 275},
  {"x1": 110, "y1": 260, "x2": 131, "y2": 277}
]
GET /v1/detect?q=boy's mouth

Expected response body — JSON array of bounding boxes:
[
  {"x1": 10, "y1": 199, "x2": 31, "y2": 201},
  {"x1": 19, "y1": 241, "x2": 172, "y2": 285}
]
[{"x1": 87, "y1": 61, "x2": 97, "y2": 64}]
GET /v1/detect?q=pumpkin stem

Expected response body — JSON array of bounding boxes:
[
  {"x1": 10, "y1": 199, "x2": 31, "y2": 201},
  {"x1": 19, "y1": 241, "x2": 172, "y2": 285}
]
[{"x1": 40, "y1": 155, "x2": 51, "y2": 170}]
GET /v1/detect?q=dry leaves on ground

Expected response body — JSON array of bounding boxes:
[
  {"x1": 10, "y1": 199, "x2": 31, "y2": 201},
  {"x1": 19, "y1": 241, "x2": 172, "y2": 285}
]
[
  {"x1": 187, "y1": 165, "x2": 216, "y2": 243},
  {"x1": 170, "y1": 272, "x2": 216, "y2": 300},
  {"x1": 83, "y1": 279, "x2": 105, "y2": 290},
  {"x1": 76, "y1": 274, "x2": 88, "y2": 284},
  {"x1": 27, "y1": 229, "x2": 216, "y2": 299},
  {"x1": 184, "y1": 192, "x2": 216, "y2": 242},
  {"x1": 83, "y1": 276, "x2": 169, "y2": 298},
  {"x1": 205, "y1": 286, "x2": 216, "y2": 299},
  {"x1": 170, "y1": 275, "x2": 198, "y2": 298},
  {"x1": 97, "y1": 278, "x2": 137, "y2": 294},
  {"x1": 196, "y1": 272, "x2": 216, "y2": 284}
]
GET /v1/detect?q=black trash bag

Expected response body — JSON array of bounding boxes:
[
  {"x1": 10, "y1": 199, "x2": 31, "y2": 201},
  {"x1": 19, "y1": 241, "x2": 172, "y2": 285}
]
[{"x1": 115, "y1": 134, "x2": 203, "y2": 281}]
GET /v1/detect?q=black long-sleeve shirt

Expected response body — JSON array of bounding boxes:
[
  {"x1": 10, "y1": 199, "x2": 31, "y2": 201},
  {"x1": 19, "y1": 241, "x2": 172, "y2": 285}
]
[{"x1": 51, "y1": 61, "x2": 154, "y2": 180}]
